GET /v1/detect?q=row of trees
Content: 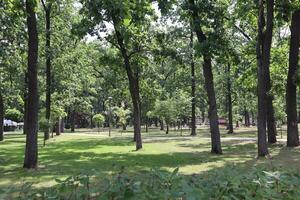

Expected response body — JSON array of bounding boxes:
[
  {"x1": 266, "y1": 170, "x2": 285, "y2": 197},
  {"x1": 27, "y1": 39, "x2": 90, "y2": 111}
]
[{"x1": 0, "y1": 0, "x2": 299, "y2": 168}]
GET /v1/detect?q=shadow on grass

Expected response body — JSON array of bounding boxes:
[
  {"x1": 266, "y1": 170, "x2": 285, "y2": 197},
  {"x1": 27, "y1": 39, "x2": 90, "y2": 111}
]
[{"x1": 0, "y1": 132, "x2": 299, "y2": 191}]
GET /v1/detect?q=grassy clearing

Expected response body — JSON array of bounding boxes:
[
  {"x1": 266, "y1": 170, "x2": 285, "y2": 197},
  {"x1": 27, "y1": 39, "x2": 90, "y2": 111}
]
[{"x1": 0, "y1": 127, "x2": 299, "y2": 190}]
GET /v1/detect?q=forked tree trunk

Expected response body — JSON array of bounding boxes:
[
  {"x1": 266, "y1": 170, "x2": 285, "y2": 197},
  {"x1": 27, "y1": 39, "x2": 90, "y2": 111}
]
[
  {"x1": 190, "y1": 28, "x2": 196, "y2": 136},
  {"x1": 256, "y1": 0, "x2": 269, "y2": 156},
  {"x1": 286, "y1": 9, "x2": 300, "y2": 147},
  {"x1": 189, "y1": 0, "x2": 222, "y2": 154},
  {"x1": 0, "y1": 93, "x2": 4, "y2": 141},
  {"x1": 227, "y1": 63, "x2": 233, "y2": 134},
  {"x1": 23, "y1": 0, "x2": 39, "y2": 169}
]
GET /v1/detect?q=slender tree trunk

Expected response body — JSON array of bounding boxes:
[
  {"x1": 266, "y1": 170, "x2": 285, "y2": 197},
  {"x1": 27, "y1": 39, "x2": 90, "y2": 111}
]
[
  {"x1": 166, "y1": 123, "x2": 169, "y2": 134},
  {"x1": 145, "y1": 118, "x2": 148, "y2": 133},
  {"x1": 251, "y1": 111, "x2": 255, "y2": 126},
  {"x1": 71, "y1": 110, "x2": 75, "y2": 132},
  {"x1": 160, "y1": 119, "x2": 164, "y2": 130},
  {"x1": 23, "y1": 0, "x2": 39, "y2": 169},
  {"x1": 43, "y1": 4, "x2": 52, "y2": 142},
  {"x1": 244, "y1": 108, "x2": 250, "y2": 127},
  {"x1": 112, "y1": 17, "x2": 142, "y2": 150},
  {"x1": 55, "y1": 118, "x2": 61, "y2": 136},
  {"x1": 189, "y1": 0, "x2": 222, "y2": 154},
  {"x1": 0, "y1": 93, "x2": 4, "y2": 141},
  {"x1": 190, "y1": 28, "x2": 196, "y2": 136},
  {"x1": 201, "y1": 110, "x2": 205, "y2": 124},
  {"x1": 256, "y1": 0, "x2": 269, "y2": 156},
  {"x1": 23, "y1": 73, "x2": 28, "y2": 135},
  {"x1": 227, "y1": 63, "x2": 233, "y2": 134},
  {"x1": 60, "y1": 119, "x2": 64, "y2": 133},
  {"x1": 286, "y1": 9, "x2": 300, "y2": 147},
  {"x1": 236, "y1": 120, "x2": 239, "y2": 128},
  {"x1": 262, "y1": 0, "x2": 277, "y2": 144}
]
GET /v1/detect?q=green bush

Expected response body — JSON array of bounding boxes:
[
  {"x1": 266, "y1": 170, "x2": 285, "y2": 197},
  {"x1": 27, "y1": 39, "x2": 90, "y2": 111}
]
[
  {"x1": 5, "y1": 108, "x2": 23, "y2": 122},
  {"x1": 3, "y1": 166, "x2": 300, "y2": 199},
  {"x1": 93, "y1": 113, "x2": 105, "y2": 132}
]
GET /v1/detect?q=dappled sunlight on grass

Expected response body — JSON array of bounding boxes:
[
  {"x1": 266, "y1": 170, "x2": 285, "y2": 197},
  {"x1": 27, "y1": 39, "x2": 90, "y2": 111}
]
[{"x1": 0, "y1": 128, "x2": 299, "y2": 190}]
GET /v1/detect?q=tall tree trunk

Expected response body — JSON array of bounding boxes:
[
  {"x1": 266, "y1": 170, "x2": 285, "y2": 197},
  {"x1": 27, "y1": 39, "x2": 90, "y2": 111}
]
[
  {"x1": 190, "y1": 28, "x2": 196, "y2": 136},
  {"x1": 256, "y1": 0, "x2": 269, "y2": 156},
  {"x1": 263, "y1": 0, "x2": 277, "y2": 144},
  {"x1": 286, "y1": 9, "x2": 300, "y2": 147},
  {"x1": 70, "y1": 110, "x2": 75, "y2": 132},
  {"x1": 112, "y1": 17, "x2": 142, "y2": 150},
  {"x1": 23, "y1": 0, "x2": 39, "y2": 169},
  {"x1": 189, "y1": 0, "x2": 222, "y2": 154},
  {"x1": 42, "y1": 2, "x2": 52, "y2": 142},
  {"x1": 227, "y1": 63, "x2": 233, "y2": 134},
  {"x1": 23, "y1": 73, "x2": 28, "y2": 135},
  {"x1": 0, "y1": 93, "x2": 4, "y2": 141}
]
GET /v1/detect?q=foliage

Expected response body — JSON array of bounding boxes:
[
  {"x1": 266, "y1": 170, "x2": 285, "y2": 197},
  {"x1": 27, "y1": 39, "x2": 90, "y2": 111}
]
[
  {"x1": 3, "y1": 166, "x2": 300, "y2": 200},
  {"x1": 93, "y1": 113, "x2": 105, "y2": 128},
  {"x1": 5, "y1": 108, "x2": 23, "y2": 122},
  {"x1": 113, "y1": 106, "x2": 131, "y2": 128}
]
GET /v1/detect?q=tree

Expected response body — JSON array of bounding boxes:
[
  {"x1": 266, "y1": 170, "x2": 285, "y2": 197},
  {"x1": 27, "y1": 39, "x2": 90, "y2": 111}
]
[
  {"x1": 190, "y1": 27, "x2": 196, "y2": 136},
  {"x1": 0, "y1": 93, "x2": 3, "y2": 141},
  {"x1": 286, "y1": 9, "x2": 300, "y2": 147},
  {"x1": 188, "y1": 0, "x2": 222, "y2": 154},
  {"x1": 76, "y1": 0, "x2": 156, "y2": 150},
  {"x1": 41, "y1": 0, "x2": 53, "y2": 142},
  {"x1": 93, "y1": 113, "x2": 105, "y2": 133},
  {"x1": 256, "y1": 0, "x2": 270, "y2": 156},
  {"x1": 114, "y1": 105, "x2": 131, "y2": 131},
  {"x1": 23, "y1": 0, "x2": 39, "y2": 169},
  {"x1": 226, "y1": 63, "x2": 234, "y2": 134},
  {"x1": 264, "y1": 0, "x2": 277, "y2": 144}
]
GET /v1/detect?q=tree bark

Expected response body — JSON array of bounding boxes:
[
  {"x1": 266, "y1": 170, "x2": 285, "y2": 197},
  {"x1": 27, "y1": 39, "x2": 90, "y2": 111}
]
[
  {"x1": 60, "y1": 118, "x2": 64, "y2": 133},
  {"x1": 263, "y1": 0, "x2": 277, "y2": 144},
  {"x1": 256, "y1": 0, "x2": 269, "y2": 156},
  {"x1": 160, "y1": 119, "x2": 164, "y2": 130},
  {"x1": 42, "y1": 2, "x2": 52, "y2": 142},
  {"x1": 166, "y1": 123, "x2": 169, "y2": 134},
  {"x1": 226, "y1": 63, "x2": 233, "y2": 134},
  {"x1": 112, "y1": 17, "x2": 142, "y2": 150},
  {"x1": 71, "y1": 110, "x2": 75, "y2": 132},
  {"x1": 23, "y1": 0, "x2": 39, "y2": 169},
  {"x1": 55, "y1": 118, "x2": 61, "y2": 136},
  {"x1": 244, "y1": 108, "x2": 250, "y2": 127},
  {"x1": 286, "y1": 9, "x2": 300, "y2": 147},
  {"x1": 23, "y1": 73, "x2": 28, "y2": 135},
  {"x1": 190, "y1": 28, "x2": 196, "y2": 136},
  {"x1": 0, "y1": 93, "x2": 4, "y2": 141},
  {"x1": 189, "y1": 0, "x2": 222, "y2": 154}
]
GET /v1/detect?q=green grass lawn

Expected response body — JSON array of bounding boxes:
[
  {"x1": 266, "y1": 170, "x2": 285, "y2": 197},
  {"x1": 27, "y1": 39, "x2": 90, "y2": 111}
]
[{"x1": 0, "y1": 127, "x2": 299, "y2": 191}]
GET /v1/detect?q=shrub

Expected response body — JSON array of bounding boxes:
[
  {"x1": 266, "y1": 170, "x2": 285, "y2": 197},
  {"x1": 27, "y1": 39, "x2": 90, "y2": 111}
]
[
  {"x1": 93, "y1": 114, "x2": 105, "y2": 132},
  {"x1": 5, "y1": 108, "x2": 23, "y2": 122},
  {"x1": 3, "y1": 166, "x2": 300, "y2": 200}
]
